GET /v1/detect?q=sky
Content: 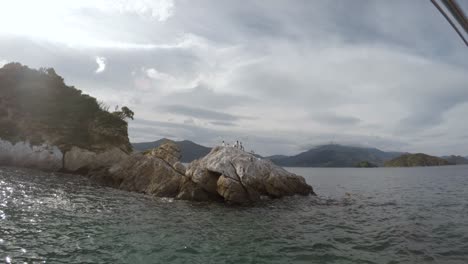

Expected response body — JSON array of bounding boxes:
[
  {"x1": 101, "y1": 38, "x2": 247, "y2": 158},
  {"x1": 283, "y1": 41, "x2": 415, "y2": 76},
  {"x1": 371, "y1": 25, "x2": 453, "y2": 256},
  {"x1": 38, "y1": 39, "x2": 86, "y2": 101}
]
[{"x1": 0, "y1": 0, "x2": 467, "y2": 156}]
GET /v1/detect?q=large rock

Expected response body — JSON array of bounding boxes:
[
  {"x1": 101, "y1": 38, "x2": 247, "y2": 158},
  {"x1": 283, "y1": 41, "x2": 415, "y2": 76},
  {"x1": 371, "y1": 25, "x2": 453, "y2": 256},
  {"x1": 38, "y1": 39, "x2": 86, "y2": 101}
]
[
  {"x1": 98, "y1": 141, "x2": 195, "y2": 198},
  {"x1": 63, "y1": 146, "x2": 129, "y2": 173},
  {"x1": 88, "y1": 142, "x2": 314, "y2": 204},
  {"x1": 185, "y1": 146, "x2": 314, "y2": 204},
  {"x1": 149, "y1": 141, "x2": 182, "y2": 166}
]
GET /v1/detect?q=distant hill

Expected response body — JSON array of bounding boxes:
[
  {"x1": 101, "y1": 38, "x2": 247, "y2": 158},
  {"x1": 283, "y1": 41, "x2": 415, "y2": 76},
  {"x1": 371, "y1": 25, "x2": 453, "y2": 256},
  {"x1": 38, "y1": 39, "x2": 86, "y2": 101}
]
[
  {"x1": 270, "y1": 144, "x2": 404, "y2": 167},
  {"x1": 441, "y1": 155, "x2": 468, "y2": 165},
  {"x1": 264, "y1": 155, "x2": 289, "y2": 160},
  {"x1": 132, "y1": 139, "x2": 211, "y2": 163},
  {"x1": 385, "y1": 153, "x2": 450, "y2": 167},
  {"x1": 355, "y1": 161, "x2": 378, "y2": 168}
]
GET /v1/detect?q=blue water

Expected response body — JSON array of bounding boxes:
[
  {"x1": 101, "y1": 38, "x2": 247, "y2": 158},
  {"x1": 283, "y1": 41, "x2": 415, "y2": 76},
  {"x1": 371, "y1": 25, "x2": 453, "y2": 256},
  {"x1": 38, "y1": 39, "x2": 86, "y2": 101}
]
[{"x1": 1, "y1": 165, "x2": 468, "y2": 263}]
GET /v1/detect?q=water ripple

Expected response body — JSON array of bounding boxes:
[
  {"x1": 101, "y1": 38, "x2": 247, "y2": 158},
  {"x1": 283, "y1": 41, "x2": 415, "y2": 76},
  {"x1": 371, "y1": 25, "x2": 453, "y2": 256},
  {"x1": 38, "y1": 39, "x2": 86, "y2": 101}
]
[{"x1": 1, "y1": 166, "x2": 468, "y2": 263}]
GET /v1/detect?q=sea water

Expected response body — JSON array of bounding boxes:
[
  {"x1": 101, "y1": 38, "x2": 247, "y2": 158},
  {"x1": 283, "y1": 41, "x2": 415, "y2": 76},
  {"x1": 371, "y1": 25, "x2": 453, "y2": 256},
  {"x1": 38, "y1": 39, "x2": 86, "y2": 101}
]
[{"x1": 1, "y1": 165, "x2": 467, "y2": 263}]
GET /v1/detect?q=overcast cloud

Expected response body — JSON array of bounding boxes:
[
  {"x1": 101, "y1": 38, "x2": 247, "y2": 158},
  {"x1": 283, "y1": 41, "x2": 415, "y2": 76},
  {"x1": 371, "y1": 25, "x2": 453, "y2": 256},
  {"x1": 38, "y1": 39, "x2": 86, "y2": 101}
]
[{"x1": 0, "y1": 0, "x2": 467, "y2": 156}]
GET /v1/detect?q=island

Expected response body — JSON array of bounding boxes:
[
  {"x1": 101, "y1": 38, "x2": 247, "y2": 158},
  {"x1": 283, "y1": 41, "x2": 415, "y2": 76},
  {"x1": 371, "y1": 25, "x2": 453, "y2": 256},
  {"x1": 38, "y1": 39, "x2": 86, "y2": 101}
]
[
  {"x1": 267, "y1": 144, "x2": 403, "y2": 167},
  {"x1": 384, "y1": 153, "x2": 451, "y2": 167}
]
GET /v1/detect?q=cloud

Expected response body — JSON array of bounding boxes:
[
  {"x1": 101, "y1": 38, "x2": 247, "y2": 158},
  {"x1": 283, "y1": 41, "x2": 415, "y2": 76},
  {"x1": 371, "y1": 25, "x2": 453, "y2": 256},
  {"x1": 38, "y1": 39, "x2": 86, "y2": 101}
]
[
  {"x1": 146, "y1": 68, "x2": 175, "y2": 82},
  {"x1": 162, "y1": 85, "x2": 256, "y2": 109},
  {"x1": 70, "y1": 33, "x2": 205, "y2": 50},
  {"x1": 311, "y1": 112, "x2": 361, "y2": 126},
  {"x1": 210, "y1": 121, "x2": 237, "y2": 127},
  {"x1": 160, "y1": 105, "x2": 243, "y2": 122},
  {"x1": 1, "y1": 1, "x2": 468, "y2": 156},
  {"x1": 95, "y1": 56, "x2": 106, "y2": 73},
  {"x1": 0, "y1": 0, "x2": 177, "y2": 50},
  {"x1": 0, "y1": 59, "x2": 7, "y2": 67},
  {"x1": 0, "y1": 1, "x2": 175, "y2": 23},
  {"x1": 183, "y1": 118, "x2": 195, "y2": 125},
  {"x1": 107, "y1": 0, "x2": 175, "y2": 22}
]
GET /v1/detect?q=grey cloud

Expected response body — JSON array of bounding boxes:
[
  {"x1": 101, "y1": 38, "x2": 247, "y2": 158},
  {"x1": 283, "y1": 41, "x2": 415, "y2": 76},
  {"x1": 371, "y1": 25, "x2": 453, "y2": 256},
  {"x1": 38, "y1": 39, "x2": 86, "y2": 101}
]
[
  {"x1": 398, "y1": 112, "x2": 444, "y2": 132},
  {"x1": 163, "y1": 85, "x2": 256, "y2": 109},
  {"x1": 311, "y1": 112, "x2": 361, "y2": 126},
  {"x1": 210, "y1": 121, "x2": 237, "y2": 127},
  {"x1": 397, "y1": 83, "x2": 468, "y2": 133},
  {"x1": 183, "y1": 118, "x2": 195, "y2": 125},
  {"x1": 159, "y1": 105, "x2": 242, "y2": 121},
  {"x1": 2, "y1": 1, "x2": 468, "y2": 156},
  {"x1": 229, "y1": 67, "x2": 346, "y2": 109}
]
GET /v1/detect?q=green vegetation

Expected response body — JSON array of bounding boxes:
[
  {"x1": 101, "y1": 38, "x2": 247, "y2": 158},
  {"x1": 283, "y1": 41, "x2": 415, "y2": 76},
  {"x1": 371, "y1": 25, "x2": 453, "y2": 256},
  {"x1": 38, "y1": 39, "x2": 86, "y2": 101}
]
[
  {"x1": 0, "y1": 62, "x2": 132, "y2": 152},
  {"x1": 355, "y1": 161, "x2": 378, "y2": 168},
  {"x1": 384, "y1": 153, "x2": 450, "y2": 167}
]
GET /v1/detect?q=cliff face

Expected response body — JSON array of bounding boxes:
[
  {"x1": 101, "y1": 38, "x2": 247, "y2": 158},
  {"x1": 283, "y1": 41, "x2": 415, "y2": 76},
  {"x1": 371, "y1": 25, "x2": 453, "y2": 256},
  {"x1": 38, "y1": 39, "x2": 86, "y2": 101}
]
[
  {"x1": 384, "y1": 153, "x2": 450, "y2": 167},
  {"x1": 0, "y1": 63, "x2": 132, "y2": 171}
]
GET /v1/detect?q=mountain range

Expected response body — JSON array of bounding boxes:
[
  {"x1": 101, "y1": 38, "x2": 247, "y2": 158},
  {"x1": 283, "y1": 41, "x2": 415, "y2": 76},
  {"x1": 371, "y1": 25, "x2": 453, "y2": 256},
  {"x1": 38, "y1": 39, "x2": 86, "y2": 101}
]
[
  {"x1": 132, "y1": 139, "x2": 467, "y2": 167},
  {"x1": 441, "y1": 155, "x2": 468, "y2": 165},
  {"x1": 267, "y1": 144, "x2": 405, "y2": 167}
]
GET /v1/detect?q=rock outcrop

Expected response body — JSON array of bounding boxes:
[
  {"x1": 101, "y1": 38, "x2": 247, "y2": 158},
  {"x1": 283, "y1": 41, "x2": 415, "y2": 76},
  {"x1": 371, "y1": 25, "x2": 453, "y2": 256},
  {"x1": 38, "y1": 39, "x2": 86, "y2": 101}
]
[
  {"x1": 90, "y1": 143, "x2": 314, "y2": 204},
  {"x1": 93, "y1": 141, "x2": 188, "y2": 197},
  {"x1": 63, "y1": 146, "x2": 129, "y2": 173},
  {"x1": 184, "y1": 146, "x2": 314, "y2": 203},
  {"x1": 132, "y1": 138, "x2": 212, "y2": 163}
]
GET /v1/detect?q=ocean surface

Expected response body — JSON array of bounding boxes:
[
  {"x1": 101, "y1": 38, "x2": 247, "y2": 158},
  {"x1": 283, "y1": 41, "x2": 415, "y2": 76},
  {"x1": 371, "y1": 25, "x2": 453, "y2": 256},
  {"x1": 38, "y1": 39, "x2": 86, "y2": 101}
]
[{"x1": 1, "y1": 165, "x2": 468, "y2": 264}]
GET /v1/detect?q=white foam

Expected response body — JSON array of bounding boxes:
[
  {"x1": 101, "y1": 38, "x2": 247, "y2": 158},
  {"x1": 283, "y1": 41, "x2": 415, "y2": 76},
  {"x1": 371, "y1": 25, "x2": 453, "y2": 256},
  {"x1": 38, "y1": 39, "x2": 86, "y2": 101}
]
[{"x1": 0, "y1": 138, "x2": 63, "y2": 171}]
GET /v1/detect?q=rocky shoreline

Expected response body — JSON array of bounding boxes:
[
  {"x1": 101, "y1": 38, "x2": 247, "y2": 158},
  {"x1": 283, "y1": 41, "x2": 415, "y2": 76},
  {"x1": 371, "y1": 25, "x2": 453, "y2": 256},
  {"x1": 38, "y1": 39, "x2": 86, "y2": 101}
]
[
  {"x1": 0, "y1": 138, "x2": 315, "y2": 204},
  {"x1": 0, "y1": 63, "x2": 314, "y2": 204},
  {"x1": 81, "y1": 141, "x2": 314, "y2": 204}
]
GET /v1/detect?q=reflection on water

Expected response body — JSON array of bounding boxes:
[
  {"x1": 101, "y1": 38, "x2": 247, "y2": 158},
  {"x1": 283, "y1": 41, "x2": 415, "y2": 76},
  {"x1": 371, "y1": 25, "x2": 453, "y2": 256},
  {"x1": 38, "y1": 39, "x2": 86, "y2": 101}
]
[{"x1": 1, "y1": 166, "x2": 468, "y2": 263}]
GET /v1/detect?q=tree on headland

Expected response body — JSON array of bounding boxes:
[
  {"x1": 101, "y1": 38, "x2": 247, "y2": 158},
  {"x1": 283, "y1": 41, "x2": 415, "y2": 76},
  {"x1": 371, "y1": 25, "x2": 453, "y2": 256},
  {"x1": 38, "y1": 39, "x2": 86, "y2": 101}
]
[
  {"x1": 98, "y1": 101, "x2": 110, "y2": 112},
  {"x1": 113, "y1": 106, "x2": 134, "y2": 121}
]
